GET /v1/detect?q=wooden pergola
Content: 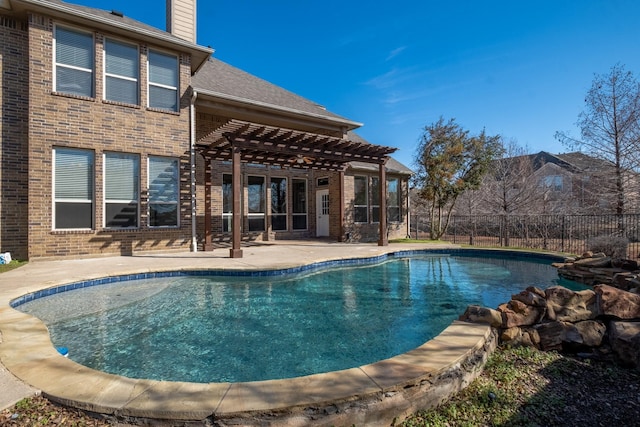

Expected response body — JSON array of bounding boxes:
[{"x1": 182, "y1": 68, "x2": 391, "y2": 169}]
[{"x1": 196, "y1": 119, "x2": 397, "y2": 258}]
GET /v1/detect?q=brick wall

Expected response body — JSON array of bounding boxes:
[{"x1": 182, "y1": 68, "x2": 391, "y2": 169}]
[
  {"x1": 25, "y1": 13, "x2": 194, "y2": 259},
  {"x1": 0, "y1": 14, "x2": 29, "y2": 260}
]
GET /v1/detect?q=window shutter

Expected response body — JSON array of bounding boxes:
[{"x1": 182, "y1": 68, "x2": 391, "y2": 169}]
[{"x1": 55, "y1": 149, "x2": 93, "y2": 200}]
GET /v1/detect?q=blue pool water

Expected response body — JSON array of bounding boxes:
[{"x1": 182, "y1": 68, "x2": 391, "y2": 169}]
[{"x1": 17, "y1": 252, "x2": 584, "y2": 383}]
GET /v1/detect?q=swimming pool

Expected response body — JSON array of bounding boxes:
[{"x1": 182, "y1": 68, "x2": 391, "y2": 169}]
[{"x1": 16, "y1": 250, "x2": 584, "y2": 383}]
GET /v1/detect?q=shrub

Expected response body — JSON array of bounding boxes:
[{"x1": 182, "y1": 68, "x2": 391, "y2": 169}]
[{"x1": 587, "y1": 235, "x2": 629, "y2": 259}]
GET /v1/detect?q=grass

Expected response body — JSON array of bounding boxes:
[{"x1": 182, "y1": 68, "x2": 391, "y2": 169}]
[
  {"x1": 0, "y1": 260, "x2": 27, "y2": 274},
  {"x1": 400, "y1": 345, "x2": 640, "y2": 426}
]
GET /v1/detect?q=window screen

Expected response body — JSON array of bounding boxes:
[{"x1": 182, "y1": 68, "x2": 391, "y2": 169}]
[
  {"x1": 105, "y1": 39, "x2": 138, "y2": 104},
  {"x1": 149, "y1": 156, "x2": 178, "y2": 227},
  {"x1": 148, "y1": 50, "x2": 178, "y2": 111},
  {"x1": 105, "y1": 153, "x2": 139, "y2": 228},
  {"x1": 55, "y1": 26, "x2": 94, "y2": 97},
  {"x1": 54, "y1": 148, "x2": 94, "y2": 229}
]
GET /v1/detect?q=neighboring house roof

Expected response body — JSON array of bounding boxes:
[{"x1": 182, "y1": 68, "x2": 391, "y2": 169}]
[
  {"x1": 554, "y1": 152, "x2": 615, "y2": 173},
  {"x1": 192, "y1": 57, "x2": 362, "y2": 130},
  {"x1": 491, "y1": 150, "x2": 619, "y2": 181},
  {"x1": 5, "y1": 0, "x2": 212, "y2": 72}
]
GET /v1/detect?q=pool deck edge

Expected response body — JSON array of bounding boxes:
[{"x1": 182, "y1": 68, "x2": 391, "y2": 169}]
[{"x1": 0, "y1": 242, "x2": 508, "y2": 426}]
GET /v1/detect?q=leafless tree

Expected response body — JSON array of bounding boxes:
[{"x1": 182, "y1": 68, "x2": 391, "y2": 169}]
[{"x1": 555, "y1": 63, "x2": 640, "y2": 216}]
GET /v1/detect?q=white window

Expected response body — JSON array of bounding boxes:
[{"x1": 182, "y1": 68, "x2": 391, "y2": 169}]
[
  {"x1": 292, "y1": 178, "x2": 307, "y2": 230},
  {"x1": 104, "y1": 153, "x2": 139, "y2": 228},
  {"x1": 54, "y1": 26, "x2": 94, "y2": 97},
  {"x1": 354, "y1": 176, "x2": 368, "y2": 223},
  {"x1": 271, "y1": 177, "x2": 287, "y2": 231},
  {"x1": 222, "y1": 174, "x2": 233, "y2": 232},
  {"x1": 388, "y1": 178, "x2": 401, "y2": 222},
  {"x1": 104, "y1": 38, "x2": 139, "y2": 104},
  {"x1": 248, "y1": 175, "x2": 265, "y2": 232},
  {"x1": 148, "y1": 50, "x2": 178, "y2": 111},
  {"x1": 542, "y1": 175, "x2": 563, "y2": 192},
  {"x1": 53, "y1": 148, "x2": 94, "y2": 229},
  {"x1": 148, "y1": 156, "x2": 179, "y2": 227},
  {"x1": 371, "y1": 177, "x2": 380, "y2": 223}
]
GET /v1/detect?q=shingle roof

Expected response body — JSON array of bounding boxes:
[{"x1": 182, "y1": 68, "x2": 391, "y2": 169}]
[
  {"x1": 192, "y1": 57, "x2": 361, "y2": 129},
  {"x1": 13, "y1": 0, "x2": 212, "y2": 71}
]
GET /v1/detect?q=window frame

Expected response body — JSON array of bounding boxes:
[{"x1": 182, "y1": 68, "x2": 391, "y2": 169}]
[
  {"x1": 354, "y1": 175, "x2": 368, "y2": 223},
  {"x1": 103, "y1": 37, "x2": 139, "y2": 105},
  {"x1": 148, "y1": 156, "x2": 179, "y2": 228},
  {"x1": 222, "y1": 173, "x2": 233, "y2": 233},
  {"x1": 247, "y1": 175, "x2": 266, "y2": 232},
  {"x1": 292, "y1": 178, "x2": 308, "y2": 230},
  {"x1": 371, "y1": 176, "x2": 380, "y2": 223},
  {"x1": 387, "y1": 177, "x2": 401, "y2": 223},
  {"x1": 103, "y1": 152, "x2": 140, "y2": 229},
  {"x1": 53, "y1": 147, "x2": 95, "y2": 230},
  {"x1": 147, "y1": 49, "x2": 179, "y2": 112},
  {"x1": 53, "y1": 25, "x2": 95, "y2": 98},
  {"x1": 270, "y1": 176, "x2": 288, "y2": 231}
]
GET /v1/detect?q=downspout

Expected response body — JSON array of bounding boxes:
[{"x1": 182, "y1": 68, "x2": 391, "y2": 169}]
[
  {"x1": 407, "y1": 178, "x2": 411, "y2": 238},
  {"x1": 190, "y1": 89, "x2": 198, "y2": 252}
]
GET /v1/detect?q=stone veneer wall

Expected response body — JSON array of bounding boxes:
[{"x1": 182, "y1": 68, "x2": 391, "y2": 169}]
[
  {"x1": 0, "y1": 13, "x2": 29, "y2": 260},
  {"x1": 25, "y1": 13, "x2": 194, "y2": 259}
]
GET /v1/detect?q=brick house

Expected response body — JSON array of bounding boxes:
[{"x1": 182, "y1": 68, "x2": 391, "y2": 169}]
[{"x1": 0, "y1": 0, "x2": 411, "y2": 260}]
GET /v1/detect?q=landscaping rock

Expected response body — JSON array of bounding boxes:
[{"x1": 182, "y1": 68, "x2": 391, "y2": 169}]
[
  {"x1": 501, "y1": 326, "x2": 521, "y2": 342},
  {"x1": 545, "y1": 287, "x2": 597, "y2": 322},
  {"x1": 512, "y1": 289, "x2": 546, "y2": 307},
  {"x1": 574, "y1": 256, "x2": 611, "y2": 268},
  {"x1": 608, "y1": 321, "x2": 640, "y2": 368},
  {"x1": 535, "y1": 321, "x2": 566, "y2": 351},
  {"x1": 573, "y1": 320, "x2": 607, "y2": 347},
  {"x1": 498, "y1": 300, "x2": 544, "y2": 328},
  {"x1": 459, "y1": 305, "x2": 503, "y2": 327},
  {"x1": 595, "y1": 284, "x2": 640, "y2": 320}
]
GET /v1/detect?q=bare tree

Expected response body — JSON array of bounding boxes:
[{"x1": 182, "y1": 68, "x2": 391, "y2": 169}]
[
  {"x1": 476, "y1": 139, "x2": 540, "y2": 215},
  {"x1": 555, "y1": 63, "x2": 640, "y2": 216}
]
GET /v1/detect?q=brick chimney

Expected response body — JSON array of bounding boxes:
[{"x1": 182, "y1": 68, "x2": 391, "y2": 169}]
[{"x1": 166, "y1": 0, "x2": 196, "y2": 43}]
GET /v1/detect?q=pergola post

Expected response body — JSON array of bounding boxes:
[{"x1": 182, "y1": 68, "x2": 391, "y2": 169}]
[
  {"x1": 230, "y1": 144, "x2": 243, "y2": 258},
  {"x1": 338, "y1": 169, "x2": 345, "y2": 242},
  {"x1": 203, "y1": 159, "x2": 213, "y2": 251},
  {"x1": 378, "y1": 162, "x2": 388, "y2": 246}
]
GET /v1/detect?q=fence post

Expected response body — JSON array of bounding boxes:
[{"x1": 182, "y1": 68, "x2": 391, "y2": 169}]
[{"x1": 561, "y1": 215, "x2": 566, "y2": 253}]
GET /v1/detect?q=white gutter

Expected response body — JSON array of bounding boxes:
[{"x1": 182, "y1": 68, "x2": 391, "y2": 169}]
[{"x1": 190, "y1": 90, "x2": 198, "y2": 252}]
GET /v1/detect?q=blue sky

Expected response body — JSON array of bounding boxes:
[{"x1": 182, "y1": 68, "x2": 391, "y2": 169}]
[{"x1": 74, "y1": 0, "x2": 640, "y2": 167}]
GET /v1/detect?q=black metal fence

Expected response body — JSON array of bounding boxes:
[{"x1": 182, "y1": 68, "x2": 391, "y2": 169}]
[{"x1": 410, "y1": 214, "x2": 640, "y2": 258}]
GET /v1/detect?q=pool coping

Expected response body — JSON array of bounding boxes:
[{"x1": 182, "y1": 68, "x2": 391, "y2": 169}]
[{"x1": 0, "y1": 244, "x2": 557, "y2": 425}]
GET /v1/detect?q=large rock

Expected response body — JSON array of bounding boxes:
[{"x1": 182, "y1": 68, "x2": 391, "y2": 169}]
[
  {"x1": 608, "y1": 321, "x2": 640, "y2": 369},
  {"x1": 569, "y1": 320, "x2": 607, "y2": 348},
  {"x1": 535, "y1": 321, "x2": 567, "y2": 351},
  {"x1": 498, "y1": 300, "x2": 544, "y2": 328},
  {"x1": 595, "y1": 284, "x2": 640, "y2": 320},
  {"x1": 573, "y1": 256, "x2": 612, "y2": 268},
  {"x1": 545, "y1": 286, "x2": 597, "y2": 322},
  {"x1": 459, "y1": 305, "x2": 503, "y2": 327},
  {"x1": 512, "y1": 288, "x2": 546, "y2": 307}
]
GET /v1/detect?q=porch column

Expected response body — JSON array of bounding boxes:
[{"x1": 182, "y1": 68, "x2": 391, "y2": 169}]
[
  {"x1": 338, "y1": 170, "x2": 345, "y2": 242},
  {"x1": 230, "y1": 144, "x2": 243, "y2": 258},
  {"x1": 203, "y1": 159, "x2": 213, "y2": 251},
  {"x1": 378, "y1": 163, "x2": 388, "y2": 246}
]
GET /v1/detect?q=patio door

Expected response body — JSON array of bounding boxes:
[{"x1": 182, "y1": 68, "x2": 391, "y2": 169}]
[{"x1": 316, "y1": 189, "x2": 329, "y2": 236}]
